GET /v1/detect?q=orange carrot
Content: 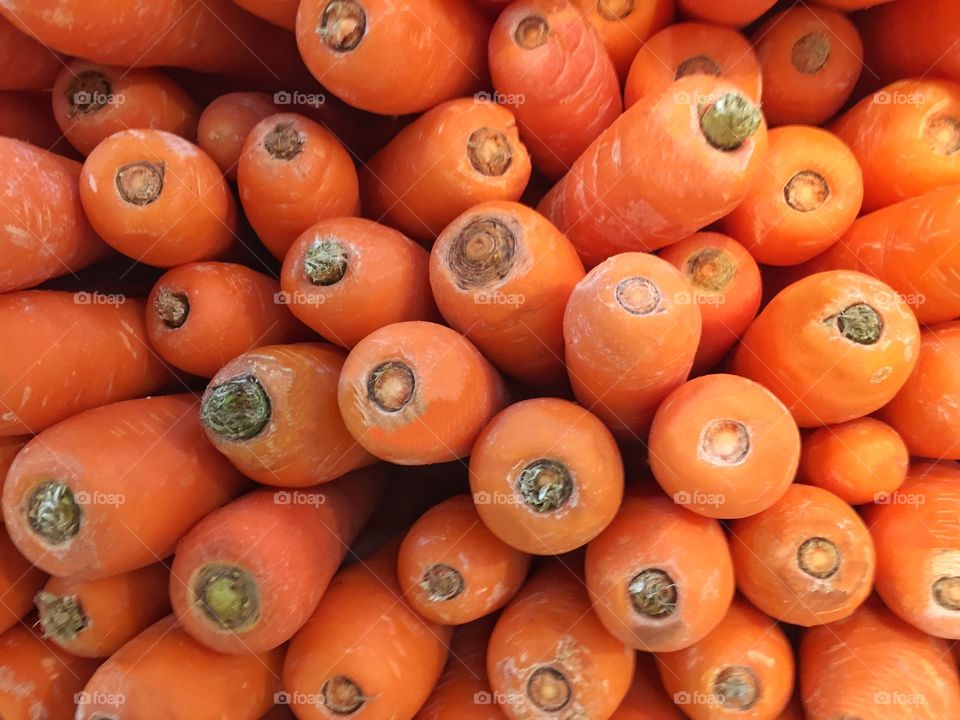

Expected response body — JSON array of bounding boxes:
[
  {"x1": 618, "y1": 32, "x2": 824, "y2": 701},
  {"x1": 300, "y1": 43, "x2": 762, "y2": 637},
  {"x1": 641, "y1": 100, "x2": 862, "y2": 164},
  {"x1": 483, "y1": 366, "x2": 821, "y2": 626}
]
[
  {"x1": 819, "y1": 0, "x2": 894, "y2": 7},
  {"x1": 80, "y1": 129, "x2": 236, "y2": 267},
  {"x1": 0, "y1": 17, "x2": 62, "y2": 92},
  {"x1": 360, "y1": 98, "x2": 532, "y2": 242},
  {"x1": 610, "y1": 652, "x2": 684, "y2": 719},
  {"x1": 0, "y1": 92, "x2": 72, "y2": 154},
  {"x1": 0, "y1": 525, "x2": 46, "y2": 636},
  {"x1": 35, "y1": 562, "x2": 171, "y2": 658},
  {"x1": 398, "y1": 495, "x2": 531, "y2": 625},
  {"x1": 570, "y1": 0, "x2": 674, "y2": 81},
  {"x1": 231, "y1": 0, "x2": 298, "y2": 29},
  {"x1": 430, "y1": 201, "x2": 584, "y2": 386},
  {"x1": 2, "y1": 394, "x2": 247, "y2": 579},
  {"x1": 0, "y1": 435, "x2": 28, "y2": 515},
  {"x1": 198, "y1": 92, "x2": 277, "y2": 179},
  {"x1": 676, "y1": 0, "x2": 775, "y2": 26}
]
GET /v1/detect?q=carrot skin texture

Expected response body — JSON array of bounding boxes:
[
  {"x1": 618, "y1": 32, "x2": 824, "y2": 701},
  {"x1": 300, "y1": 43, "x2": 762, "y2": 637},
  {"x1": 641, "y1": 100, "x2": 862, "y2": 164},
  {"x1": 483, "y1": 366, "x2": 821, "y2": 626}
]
[
  {"x1": 0, "y1": 436, "x2": 28, "y2": 516},
  {"x1": 0, "y1": 17, "x2": 62, "y2": 92},
  {"x1": 571, "y1": 0, "x2": 674, "y2": 81},
  {"x1": 676, "y1": 0, "x2": 775, "y2": 26},
  {"x1": 198, "y1": 92, "x2": 277, "y2": 179},
  {"x1": 0, "y1": 92, "x2": 73, "y2": 154},
  {"x1": 231, "y1": 0, "x2": 298, "y2": 29},
  {"x1": 0, "y1": 526, "x2": 46, "y2": 636},
  {"x1": 609, "y1": 652, "x2": 684, "y2": 719}
]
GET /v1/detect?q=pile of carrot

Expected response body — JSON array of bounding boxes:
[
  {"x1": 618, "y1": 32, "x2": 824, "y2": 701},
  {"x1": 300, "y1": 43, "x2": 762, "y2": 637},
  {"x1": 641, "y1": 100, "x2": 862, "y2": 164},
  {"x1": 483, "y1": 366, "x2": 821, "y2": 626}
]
[{"x1": 2, "y1": 0, "x2": 960, "y2": 718}]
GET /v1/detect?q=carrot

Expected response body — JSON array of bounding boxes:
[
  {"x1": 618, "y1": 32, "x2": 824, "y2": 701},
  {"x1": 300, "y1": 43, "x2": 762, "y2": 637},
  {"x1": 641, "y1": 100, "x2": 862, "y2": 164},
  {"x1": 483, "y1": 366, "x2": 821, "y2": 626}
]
[
  {"x1": 35, "y1": 562, "x2": 170, "y2": 658},
  {"x1": 487, "y1": 559, "x2": 635, "y2": 720},
  {"x1": 798, "y1": 417, "x2": 909, "y2": 505},
  {"x1": 906, "y1": 461, "x2": 960, "y2": 483},
  {"x1": 656, "y1": 598, "x2": 794, "y2": 720},
  {"x1": 563, "y1": 252, "x2": 701, "y2": 439},
  {"x1": 819, "y1": 0, "x2": 894, "y2": 7},
  {"x1": 800, "y1": 596, "x2": 960, "y2": 718},
  {"x1": 360, "y1": 98, "x2": 532, "y2": 242},
  {"x1": 0, "y1": 17, "x2": 62, "y2": 92},
  {"x1": 146, "y1": 262, "x2": 308, "y2": 378},
  {"x1": 648, "y1": 374, "x2": 800, "y2": 519},
  {"x1": 338, "y1": 321, "x2": 509, "y2": 465},
  {"x1": 398, "y1": 494, "x2": 531, "y2": 625},
  {"x1": 880, "y1": 322, "x2": 960, "y2": 460},
  {"x1": 2, "y1": 394, "x2": 247, "y2": 579},
  {"x1": 585, "y1": 490, "x2": 734, "y2": 652},
  {"x1": 0, "y1": 623, "x2": 100, "y2": 720},
  {"x1": 284, "y1": 541, "x2": 452, "y2": 720},
  {"x1": 76, "y1": 615, "x2": 283, "y2": 719},
  {"x1": 238, "y1": 112, "x2": 360, "y2": 260},
  {"x1": 658, "y1": 232, "x2": 762, "y2": 374},
  {"x1": 730, "y1": 484, "x2": 875, "y2": 626},
  {"x1": 79, "y1": 128, "x2": 236, "y2": 267},
  {"x1": 295, "y1": 0, "x2": 489, "y2": 115},
  {"x1": 610, "y1": 652, "x2": 684, "y2": 719},
  {"x1": 0, "y1": 92, "x2": 71, "y2": 154},
  {"x1": 752, "y1": 5, "x2": 863, "y2": 127},
  {"x1": 829, "y1": 80, "x2": 960, "y2": 213},
  {"x1": 539, "y1": 76, "x2": 766, "y2": 267},
  {"x1": 430, "y1": 201, "x2": 584, "y2": 386},
  {"x1": 0, "y1": 139, "x2": 110, "y2": 294},
  {"x1": 624, "y1": 23, "x2": 762, "y2": 108},
  {"x1": 570, "y1": 0, "x2": 674, "y2": 81},
  {"x1": 731, "y1": 270, "x2": 921, "y2": 427},
  {"x1": 231, "y1": 0, "x2": 298, "y2": 30},
  {"x1": 675, "y1": 0, "x2": 775, "y2": 26},
  {"x1": 0, "y1": 291, "x2": 173, "y2": 436},
  {"x1": 0, "y1": 526, "x2": 46, "y2": 636},
  {"x1": 0, "y1": 436, "x2": 28, "y2": 515},
  {"x1": 198, "y1": 92, "x2": 277, "y2": 179},
  {"x1": 488, "y1": 0, "x2": 622, "y2": 180},
  {"x1": 171, "y1": 466, "x2": 383, "y2": 654}
]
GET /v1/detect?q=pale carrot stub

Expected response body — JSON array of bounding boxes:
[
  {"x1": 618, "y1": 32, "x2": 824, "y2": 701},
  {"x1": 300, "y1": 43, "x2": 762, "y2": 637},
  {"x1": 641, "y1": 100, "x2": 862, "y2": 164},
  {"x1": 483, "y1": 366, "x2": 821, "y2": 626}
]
[
  {"x1": 201, "y1": 344, "x2": 374, "y2": 487},
  {"x1": 430, "y1": 201, "x2": 584, "y2": 386},
  {"x1": 198, "y1": 92, "x2": 277, "y2": 179},
  {"x1": 0, "y1": 525, "x2": 47, "y2": 636},
  {"x1": 470, "y1": 398, "x2": 623, "y2": 555},
  {"x1": 570, "y1": 0, "x2": 674, "y2": 81},
  {"x1": 338, "y1": 322, "x2": 509, "y2": 465},
  {"x1": 360, "y1": 98, "x2": 532, "y2": 242}
]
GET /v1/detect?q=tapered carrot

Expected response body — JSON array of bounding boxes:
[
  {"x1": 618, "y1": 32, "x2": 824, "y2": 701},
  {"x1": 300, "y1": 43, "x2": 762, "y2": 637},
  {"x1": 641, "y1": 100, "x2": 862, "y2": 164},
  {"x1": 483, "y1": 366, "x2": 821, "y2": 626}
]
[
  {"x1": 730, "y1": 484, "x2": 875, "y2": 626},
  {"x1": 146, "y1": 262, "x2": 307, "y2": 378},
  {"x1": 798, "y1": 417, "x2": 909, "y2": 505},
  {"x1": 676, "y1": 0, "x2": 775, "y2": 26},
  {"x1": 488, "y1": 0, "x2": 622, "y2": 180},
  {"x1": 231, "y1": 0, "x2": 298, "y2": 29},
  {"x1": 0, "y1": 92, "x2": 71, "y2": 154},
  {"x1": 0, "y1": 291, "x2": 173, "y2": 436},
  {"x1": 239, "y1": 112, "x2": 359, "y2": 260},
  {"x1": 76, "y1": 615, "x2": 283, "y2": 719},
  {"x1": 0, "y1": 139, "x2": 110, "y2": 294},
  {"x1": 0, "y1": 17, "x2": 62, "y2": 92},
  {"x1": 610, "y1": 652, "x2": 684, "y2": 719},
  {"x1": 338, "y1": 321, "x2": 509, "y2": 465},
  {"x1": 201, "y1": 343, "x2": 374, "y2": 487},
  {"x1": 2, "y1": 394, "x2": 247, "y2": 579},
  {"x1": 360, "y1": 99, "x2": 532, "y2": 242},
  {"x1": 752, "y1": 5, "x2": 863, "y2": 127},
  {"x1": 732, "y1": 271, "x2": 920, "y2": 427},
  {"x1": 430, "y1": 202, "x2": 584, "y2": 386},
  {"x1": 471, "y1": 398, "x2": 623, "y2": 555},
  {"x1": 624, "y1": 23, "x2": 762, "y2": 108},
  {"x1": 656, "y1": 598, "x2": 794, "y2": 720},
  {"x1": 488, "y1": 559, "x2": 635, "y2": 720},
  {"x1": 564, "y1": 252, "x2": 701, "y2": 439},
  {"x1": 836, "y1": 79, "x2": 960, "y2": 212},
  {"x1": 570, "y1": 0, "x2": 674, "y2": 81},
  {"x1": 398, "y1": 495, "x2": 531, "y2": 625},
  {"x1": 80, "y1": 129, "x2": 236, "y2": 267},
  {"x1": 659, "y1": 233, "x2": 761, "y2": 373},
  {"x1": 198, "y1": 92, "x2": 277, "y2": 179},
  {"x1": 35, "y1": 562, "x2": 170, "y2": 658},
  {"x1": 296, "y1": 0, "x2": 489, "y2": 115},
  {"x1": 539, "y1": 76, "x2": 766, "y2": 267},
  {"x1": 0, "y1": 526, "x2": 46, "y2": 636},
  {"x1": 284, "y1": 542, "x2": 452, "y2": 720}
]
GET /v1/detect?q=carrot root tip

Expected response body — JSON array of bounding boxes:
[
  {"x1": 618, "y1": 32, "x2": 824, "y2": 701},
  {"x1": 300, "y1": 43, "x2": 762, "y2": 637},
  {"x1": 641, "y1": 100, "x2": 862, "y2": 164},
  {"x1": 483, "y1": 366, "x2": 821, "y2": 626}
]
[
  {"x1": 514, "y1": 16, "x2": 549, "y2": 49},
  {"x1": 322, "y1": 676, "x2": 367, "y2": 715},
  {"x1": 467, "y1": 128, "x2": 514, "y2": 177},
  {"x1": 518, "y1": 459, "x2": 573, "y2": 512},
  {"x1": 304, "y1": 237, "x2": 348, "y2": 286},
  {"x1": 65, "y1": 70, "x2": 112, "y2": 118},
  {"x1": 200, "y1": 376, "x2": 272, "y2": 441},
  {"x1": 36, "y1": 591, "x2": 89, "y2": 643},
  {"x1": 926, "y1": 115, "x2": 960, "y2": 156},
  {"x1": 527, "y1": 667, "x2": 572, "y2": 712},
  {"x1": 597, "y1": 0, "x2": 635, "y2": 21},
  {"x1": 628, "y1": 568, "x2": 678, "y2": 618},
  {"x1": 713, "y1": 665, "x2": 760, "y2": 711},
  {"x1": 699, "y1": 419, "x2": 751, "y2": 466},
  {"x1": 27, "y1": 481, "x2": 82, "y2": 545},
  {"x1": 784, "y1": 171, "x2": 830, "y2": 212},
  {"x1": 448, "y1": 217, "x2": 517, "y2": 289},
  {"x1": 699, "y1": 94, "x2": 761, "y2": 152},
  {"x1": 685, "y1": 248, "x2": 736, "y2": 292},
  {"x1": 264, "y1": 122, "x2": 305, "y2": 161},
  {"x1": 791, "y1": 32, "x2": 831, "y2": 75},
  {"x1": 675, "y1": 55, "x2": 722, "y2": 80},
  {"x1": 420, "y1": 564, "x2": 465, "y2": 602},
  {"x1": 194, "y1": 564, "x2": 261, "y2": 631},
  {"x1": 155, "y1": 288, "x2": 190, "y2": 329},
  {"x1": 797, "y1": 536, "x2": 841, "y2": 579},
  {"x1": 933, "y1": 576, "x2": 960, "y2": 611},
  {"x1": 616, "y1": 276, "x2": 662, "y2": 316},
  {"x1": 319, "y1": 0, "x2": 367, "y2": 52},
  {"x1": 831, "y1": 303, "x2": 883, "y2": 346},
  {"x1": 116, "y1": 161, "x2": 165, "y2": 206},
  {"x1": 367, "y1": 361, "x2": 416, "y2": 412}
]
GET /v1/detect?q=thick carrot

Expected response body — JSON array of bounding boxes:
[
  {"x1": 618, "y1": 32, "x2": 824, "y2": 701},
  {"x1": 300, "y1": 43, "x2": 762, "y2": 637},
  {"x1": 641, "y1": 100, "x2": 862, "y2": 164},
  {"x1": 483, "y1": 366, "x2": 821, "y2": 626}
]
[
  {"x1": 75, "y1": 615, "x2": 283, "y2": 719},
  {"x1": 35, "y1": 562, "x2": 170, "y2": 658},
  {"x1": 658, "y1": 232, "x2": 762, "y2": 373},
  {"x1": 0, "y1": 92, "x2": 71, "y2": 154},
  {"x1": 398, "y1": 494, "x2": 531, "y2": 625},
  {"x1": 487, "y1": 559, "x2": 635, "y2": 720},
  {"x1": 80, "y1": 129, "x2": 236, "y2": 267},
  {"x1": 0, "y1": 139, "x2": 110, "y2": 294},
  {"x1": 0, "y1": 18, "x2": 61, "y2": 92},
  {"x1": 570, "y1": 0, "x2": 674, "y2": 81},
  {"x1": 360, "y1": 98, "x2": 532, "y2": 242},
  {"x1": 610, "y1": 652, "x2": 684, "y2": 719},
  {"x1": 624, "y1": 23, "x2": 762, "y2": 108},
  {"x1": 0, "y1": 291, "x2": 173, "y2": 436},
  {"x1": 798, "y1": 417, "x2": 909, "y2": 505},
  {"x1": 752, "y1": 5, "x2": 863, "y2": 127},
  {"x1": 0, "y1": 436, "x2": 28, "y2": 516},
  {"x1": 239, "y1": 112, "x2": 360, "y2": 260},
  {"x1": 656, "y1": 598, "x2": 795, "y2": 720},
  {"x1": 198, "y1": 92, "x2": 277, "y2": 179},
  {"x1": 488, "y1": 0, "x2": 622, "y2": 180},
  {"x1": 231, "y1": 0, "x2": 298, "y2": 30},
  {"x1": 296, "y1": 0, "x2": 489, "y2": 115},
  {"x1": 676, "y1": 0, "x2": 775, "y2": 26},
  {"x1": 0, "y1": 526, "x2": 46, "y2": 636},
  {"x1": 731, "y1": 271, "x2": 920, "y2": 427},
  {"x1": 201, "y1": 343, "x2": 374, "y2": 486},
  {"x1": 338, "y1": 321, "x2": 509, "y2": 465},
  {"x1": 730, "y1": 484, "x2": 875, "y2": 626},
  {"x1": 586, "y1": 490, "x2": 734, "y2": 652},
  {"x1": 539, "y1": 76, "x2": 766, "y2": 267},
  {"x1": 430, "y1": 201, "x2": 584, "y2": 386},
  {"x1": 146, "y1": 262, "x2": 308, "y2": 378},
  {"x1": 470, "y1": 398, "x2": 624, "y2": 555},
  {"x1": 2, "y1": 394, "x2": 247, "y2": 579},
  {"x1": 284, "y1": 542, "x2": 452, "y2": 720},
  {"x1": 563, "y1": 252, "x2": 701, "y2": 439}
]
